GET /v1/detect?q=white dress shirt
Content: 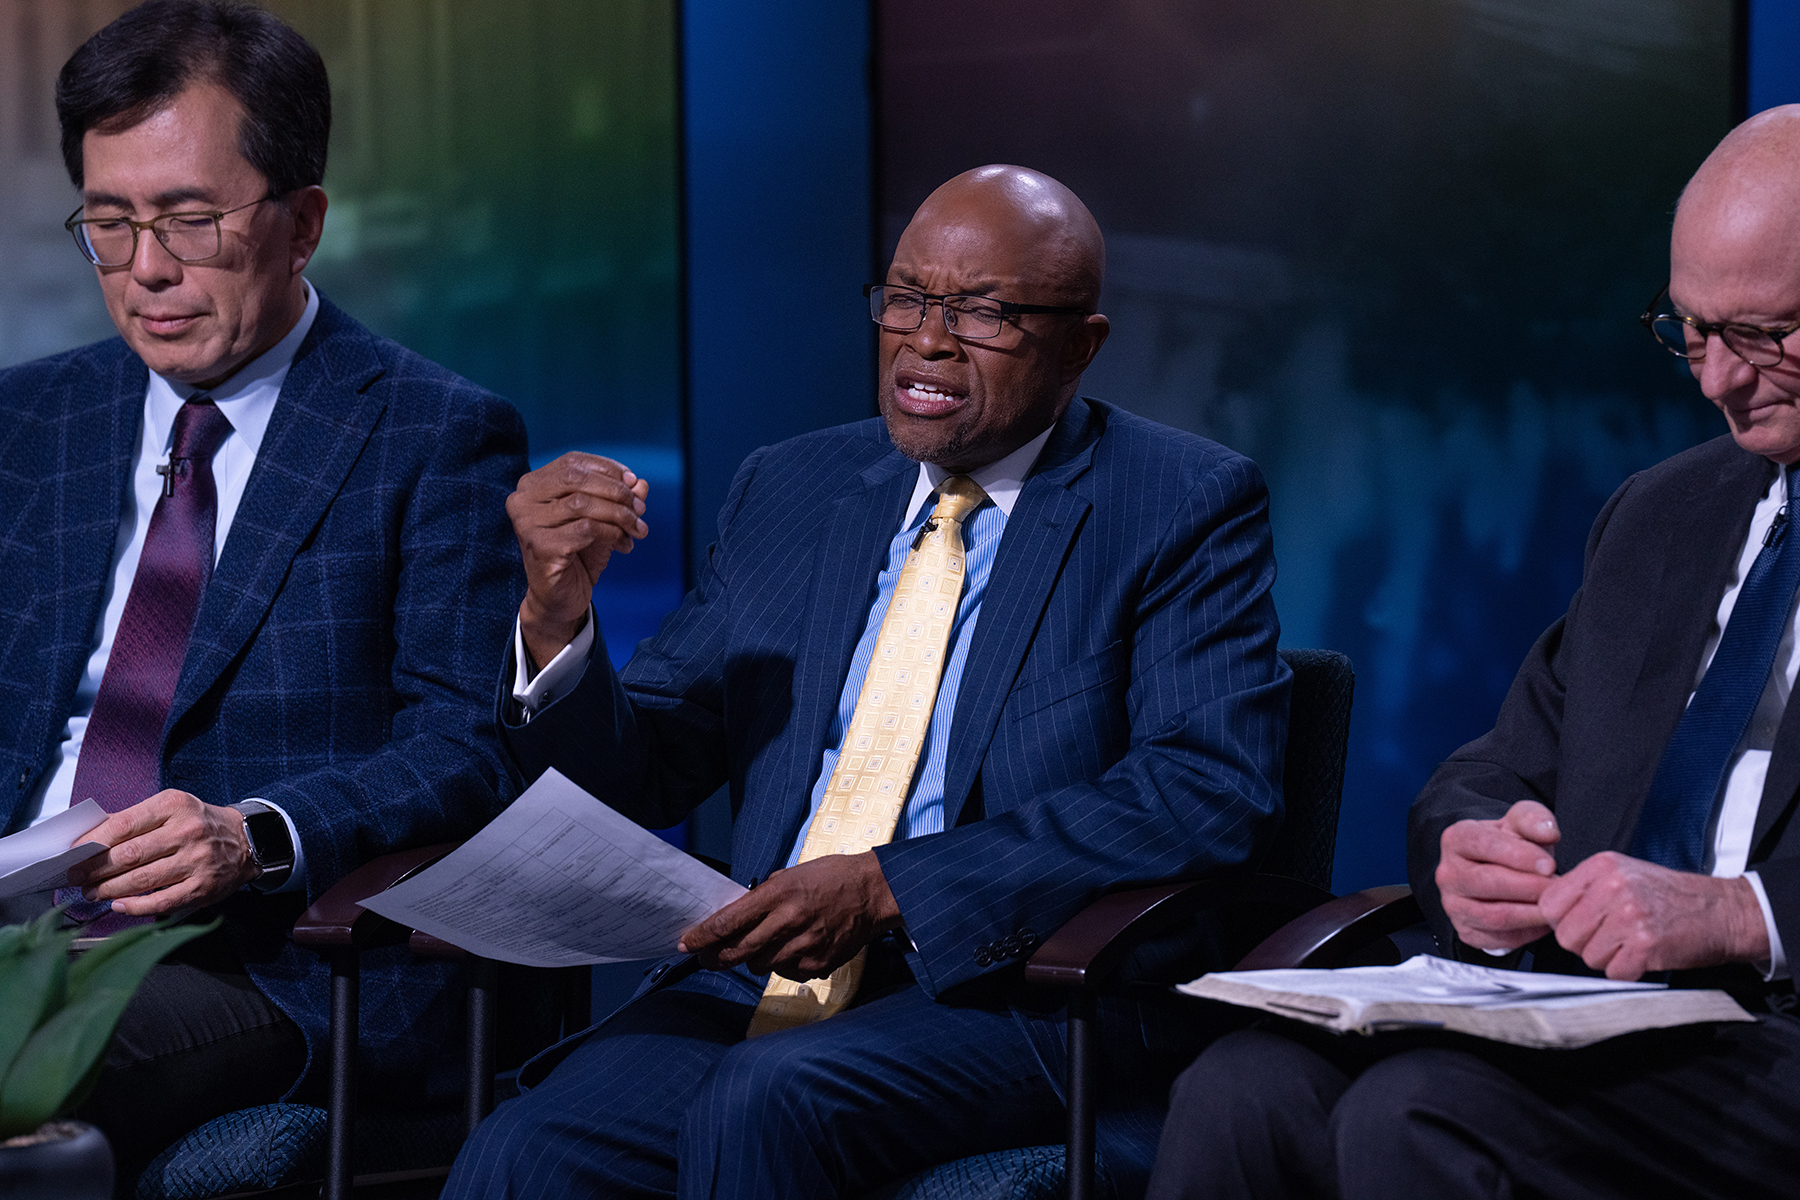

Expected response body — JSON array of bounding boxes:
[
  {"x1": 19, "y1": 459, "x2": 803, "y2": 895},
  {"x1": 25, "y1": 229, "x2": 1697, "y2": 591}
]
[
  {"x1": 23, "y1": 281, "x2": 319, "y2": 893},
  {"x1": 1692, "y1": 462, "x2": 1796, "y2": 978}
]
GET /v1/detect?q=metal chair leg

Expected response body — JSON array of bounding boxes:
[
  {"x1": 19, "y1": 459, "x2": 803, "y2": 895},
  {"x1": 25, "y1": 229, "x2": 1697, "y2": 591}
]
[
  {"x1": 325, "y1": 947, "x2": 359, "y2": 1200},
  {"x1": 1066, "y1": 989, "x2": 1096, "y2": 1200},
  {"x1": 466, "y1": 958, "x2": 498, "y2": 1137}
]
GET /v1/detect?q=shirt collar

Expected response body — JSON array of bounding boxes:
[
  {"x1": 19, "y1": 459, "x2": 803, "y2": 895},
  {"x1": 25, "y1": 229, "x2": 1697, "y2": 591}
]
[
  {"x1": 144, "y1": 278, "x2": 319, "y2": 456},
  {"x1": 903, "y1": 422, "x2": 1058, "y2": 527}
]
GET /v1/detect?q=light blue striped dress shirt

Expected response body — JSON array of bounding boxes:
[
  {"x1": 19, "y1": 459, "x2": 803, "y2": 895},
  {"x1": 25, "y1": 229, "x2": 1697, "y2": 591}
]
[{"x1": 781, "y1": 426, "x2": 1054, "y2": 868}]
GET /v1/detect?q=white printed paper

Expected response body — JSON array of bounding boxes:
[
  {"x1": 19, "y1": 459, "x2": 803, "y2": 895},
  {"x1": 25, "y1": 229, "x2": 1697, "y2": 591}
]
[
  {"x1": 0, "y1": 799, "x2": 109, "y2": 899},
  {"x1": 359, "y1": 769, "x2": 745, "y2": 967}
]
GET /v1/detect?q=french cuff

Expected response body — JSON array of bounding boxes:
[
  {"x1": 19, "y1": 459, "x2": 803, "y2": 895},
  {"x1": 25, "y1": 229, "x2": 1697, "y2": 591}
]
[
  {"x1": 238, "y1": 798, "x2": 306, "y2": 895},
  {"x1": 1743, "y1": 871, "x2": 1788, "y2": 982},
  {"x1": 511, "y1": 608, "x2": 596, "y2": 719}
]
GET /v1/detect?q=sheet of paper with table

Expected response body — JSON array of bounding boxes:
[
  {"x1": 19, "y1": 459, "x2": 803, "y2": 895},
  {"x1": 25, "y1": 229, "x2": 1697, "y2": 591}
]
[
  {"x1": 1179, "y1": 954, "x2": 1755, "y2": 1049},
  {"x1": 0, "y1": 798, "x2": 109, "y2": 899},
  {"x1": 359, "y1": 768, "x2": 746, "y2": 968}
]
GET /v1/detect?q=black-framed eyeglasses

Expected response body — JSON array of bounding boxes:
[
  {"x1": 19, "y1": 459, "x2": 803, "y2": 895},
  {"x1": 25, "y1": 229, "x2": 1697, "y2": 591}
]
[
  {"x1": 1639, "y1": 282, "x2": 1800, "y2": 369},
  {"x1": 865, "y1": 283, "x2": 1090, "y2": 340},
  {"x1": 64, "y1": 195, "x2": 278, "y2": 267}
]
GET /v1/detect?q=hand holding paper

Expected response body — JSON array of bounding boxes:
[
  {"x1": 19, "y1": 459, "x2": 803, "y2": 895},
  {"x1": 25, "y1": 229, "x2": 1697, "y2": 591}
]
[
  {"x1": 359, "y1": 769, "x2": 744, "y2": 968},
  {"x1": 0, "y1": 798, "x2": 109, "y2": 899}
]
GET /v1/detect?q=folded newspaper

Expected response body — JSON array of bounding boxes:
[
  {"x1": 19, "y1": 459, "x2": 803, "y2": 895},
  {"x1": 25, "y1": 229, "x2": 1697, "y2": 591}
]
[{"x1": 1178, "y1": 955, "x2": 1755, "y2": 1049}]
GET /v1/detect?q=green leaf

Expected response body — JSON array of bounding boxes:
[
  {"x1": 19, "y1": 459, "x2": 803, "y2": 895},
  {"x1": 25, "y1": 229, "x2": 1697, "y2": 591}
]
[
  {"x1": 0, "y1": 985, "x2": 135, "y2": 1136},
  {"x1": 64, "y1": 920, "x2": 164, "y2": 995},
  {"x1": 65, "y1": 918, "x2": 214, "y2": 1005},
  {"x1": 0, "y1": 918, "x2": 214, "y2": 1137},
  {"x1": 40, "y1": 1027, "x2": 111, "y2": 1126},
  {"x1": 0, "y1": 910, "x2": 75, "y2": 1091}
]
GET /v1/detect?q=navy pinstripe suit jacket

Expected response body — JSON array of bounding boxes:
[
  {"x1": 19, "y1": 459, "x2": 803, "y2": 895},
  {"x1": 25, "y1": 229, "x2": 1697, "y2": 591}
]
[
  {"x1": 506, "y1": 395, "x2": 1290, "y2": 1084},
  {"x1": 0, "y1": 295, "x2": 527, "y2": 1092}
]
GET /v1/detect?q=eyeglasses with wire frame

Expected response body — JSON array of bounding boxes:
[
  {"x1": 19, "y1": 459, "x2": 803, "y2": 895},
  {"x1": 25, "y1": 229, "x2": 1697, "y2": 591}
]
[
  {"x1": 1640, "y1": 282, "x2": 1800, "y2": 369},
  {"x1": 64, "y1": 195, "x2": 278, "y2": 267},
  {"x1": 865, "y1": 283, "x2": 1091, "y2": 340}
]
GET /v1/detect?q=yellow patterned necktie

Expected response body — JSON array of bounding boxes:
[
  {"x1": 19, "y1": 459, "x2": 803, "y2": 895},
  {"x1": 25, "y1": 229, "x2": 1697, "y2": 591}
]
[{"x1": 746, "y1": 475, "x2": 989, "y2": 1038}]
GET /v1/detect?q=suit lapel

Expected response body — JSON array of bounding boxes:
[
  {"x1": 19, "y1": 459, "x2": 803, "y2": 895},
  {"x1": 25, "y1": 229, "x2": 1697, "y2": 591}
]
[
  {"x1": 166, "y1": 300, "x2": 388, "y2": 731},
  {"x1": 939, "y1": 401, "x2": 1099, "y2": 829},
  {"x1": 33, "y1": 348, "x2": 143, "y2": 763},
  {"x1": 1565, "y1": 448, "x2": 1773, "y2": 860},
  {"x1": 742, "y1": 451, "x2": 916, "y2": 879},
  {"x1": 1756, "y1": 466, "x2": 1800, "y2": 854}
]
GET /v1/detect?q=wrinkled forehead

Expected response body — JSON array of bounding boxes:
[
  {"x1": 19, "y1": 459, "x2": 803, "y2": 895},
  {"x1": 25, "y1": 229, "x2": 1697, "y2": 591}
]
[{"x1": 888, "y1": 204, "x2": 1080, "y2": 300}]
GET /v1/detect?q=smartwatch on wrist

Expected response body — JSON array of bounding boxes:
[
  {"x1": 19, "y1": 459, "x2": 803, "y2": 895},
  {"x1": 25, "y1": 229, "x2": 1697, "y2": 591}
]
[{"x1": 230, "y1": 801, "x2": 295, "y2": 892}]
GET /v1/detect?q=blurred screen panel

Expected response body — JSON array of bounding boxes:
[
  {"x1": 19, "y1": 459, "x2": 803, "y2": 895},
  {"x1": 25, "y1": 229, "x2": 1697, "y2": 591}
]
[{"x1": 878, "y1": 0, "x2": 1734, "y2": 888}]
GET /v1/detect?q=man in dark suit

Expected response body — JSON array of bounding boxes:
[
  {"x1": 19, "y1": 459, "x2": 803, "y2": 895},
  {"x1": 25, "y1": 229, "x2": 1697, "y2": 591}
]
[
  {"x1": 1145, "y1": 107, "x2": 1800, "y2": 1200},
  {"x1": 443, "y1": 165, "x2": 1290, "y2": 1199},
  {"x1": 0, "y1": 1, "x2": 525, "y2": 1181}
]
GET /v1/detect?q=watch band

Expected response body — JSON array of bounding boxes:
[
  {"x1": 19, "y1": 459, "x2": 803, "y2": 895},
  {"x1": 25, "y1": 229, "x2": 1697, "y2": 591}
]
[{"x1": 230, "y1": 801, "x2": 295, "y2": 891}]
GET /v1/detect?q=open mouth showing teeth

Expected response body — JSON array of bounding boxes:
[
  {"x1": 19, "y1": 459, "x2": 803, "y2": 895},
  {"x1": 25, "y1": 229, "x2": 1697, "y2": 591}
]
[{"x1": 900, "y1": 381, "x2": 966, "y2": 404}]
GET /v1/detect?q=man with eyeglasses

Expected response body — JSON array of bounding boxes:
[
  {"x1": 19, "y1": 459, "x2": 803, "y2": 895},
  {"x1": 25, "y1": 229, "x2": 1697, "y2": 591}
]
[
  {"x1": 1146, "y1": 106, "x2": 1800, "y2": 1200},
  {"x1": 0, "y1": 0, "x2": 526, "y2": 1185},
  {"x1": 445, "y1": 164, "x2": 1288, "y2": 1199}
]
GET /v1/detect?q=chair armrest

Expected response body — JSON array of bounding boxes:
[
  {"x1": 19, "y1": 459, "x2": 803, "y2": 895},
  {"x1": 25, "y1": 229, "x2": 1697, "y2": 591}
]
[
  {"x1": 1231, "y1": 884, "x2": 1419, "y2": 971},
  {"x1": 293, "y1": 842, "x2": 462, "y2": 949},
  {"x1": 1022, "y1": 873, "x2": 1335, "y2": 990},
  {"x1": 409, "y1": 930, "x2": 466, "y2": 959}
]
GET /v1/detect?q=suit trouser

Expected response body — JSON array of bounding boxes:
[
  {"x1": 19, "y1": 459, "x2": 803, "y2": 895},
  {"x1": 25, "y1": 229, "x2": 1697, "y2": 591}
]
[
  {"x1": 1, "y1": 892, "x2": 308, "y2": 1196},
  {"x1": 1145, "y1": 1012, "x2": 1800, "y2": 1200},
  {"x1": 441, "y1": 945, "x2": 1068, "y2": 1200}
]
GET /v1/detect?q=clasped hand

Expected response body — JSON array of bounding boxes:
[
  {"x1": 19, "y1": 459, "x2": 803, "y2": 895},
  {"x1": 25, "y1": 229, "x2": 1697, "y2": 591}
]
[
  {"x1": 65, "y1": 789, "x2": 257, "y2": 916},
  {"x1": 1437, "y1": 799, "x2": 1770, "y2": 980},
  {"x1": 677, "y1": 851, "x2": 904, "y2": 980}
]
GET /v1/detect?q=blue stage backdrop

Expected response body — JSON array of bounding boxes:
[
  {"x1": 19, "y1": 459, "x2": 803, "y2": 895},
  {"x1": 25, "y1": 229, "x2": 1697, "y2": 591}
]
[{"x1": 876, "y1": 0, "x2": 1740, "y2": 891}]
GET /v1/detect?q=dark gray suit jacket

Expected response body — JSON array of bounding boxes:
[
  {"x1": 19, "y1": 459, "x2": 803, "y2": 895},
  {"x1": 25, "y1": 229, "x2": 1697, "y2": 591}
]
[{"x1": 1410, "y1": 434, "x2": 1800, "y2": 981}]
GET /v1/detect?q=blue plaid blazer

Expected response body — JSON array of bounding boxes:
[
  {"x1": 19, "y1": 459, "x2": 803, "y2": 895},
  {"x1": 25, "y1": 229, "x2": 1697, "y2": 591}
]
[
  {"x1": 0, "y1": 295, "x2": 527, "y2": 1093},
  {"x1": 506, "y1": 396, "x2": 1290, "y2": 1109}
]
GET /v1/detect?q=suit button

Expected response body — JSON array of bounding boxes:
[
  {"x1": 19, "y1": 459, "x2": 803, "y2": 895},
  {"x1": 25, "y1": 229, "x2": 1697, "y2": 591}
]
[
  {"x1": 1019, "y1": 929, "x2": 1039, "y2": 954},
  {"x1": 974, "y1": 946, "x2": 992, "y2": 967},
  {"x1": 17, "y1": 772, "x2": 25, "y2": 790},
  {"x1": 1001, "y1": 934, "x2": 1022, "y2": 958},
  {"x1": 648, "y1": 963, "x2": 670, "y2": 982}
]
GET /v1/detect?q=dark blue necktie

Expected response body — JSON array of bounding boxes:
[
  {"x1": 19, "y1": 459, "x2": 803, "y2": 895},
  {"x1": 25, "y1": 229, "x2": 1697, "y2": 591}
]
[{"x1": 1632, "y1": 468, "x2": 1800, "y2": 872}]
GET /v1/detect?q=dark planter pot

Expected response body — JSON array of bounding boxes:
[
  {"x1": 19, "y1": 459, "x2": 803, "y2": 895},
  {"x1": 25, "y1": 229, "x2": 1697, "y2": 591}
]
[{"x1": 0, "y1": 1120, "x2": 114, "y2": 1200}]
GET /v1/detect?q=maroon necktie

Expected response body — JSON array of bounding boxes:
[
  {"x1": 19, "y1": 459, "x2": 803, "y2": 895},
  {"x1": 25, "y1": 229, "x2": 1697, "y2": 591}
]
[{"x1": 61, "y1": 396, "x2": 232, "y2": 927}]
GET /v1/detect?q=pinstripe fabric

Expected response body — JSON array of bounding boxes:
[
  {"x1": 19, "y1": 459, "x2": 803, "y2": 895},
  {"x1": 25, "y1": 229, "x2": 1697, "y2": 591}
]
[
  {"x1": 445, "y1": 954, "x2": 1082, "y2": 1200},
  {"x1": 752, "y1": 478, "x2": 988, "y2": 1034},
  {"x1": 493, "y1": 395, "x2": 1289, "y2": 1197},
  {"x1": 784, "y1": 494, "x2": 1007, "y2": 867},
  {"x1": 0, "y1": 296, "x2": 528, "y2": 1092}
]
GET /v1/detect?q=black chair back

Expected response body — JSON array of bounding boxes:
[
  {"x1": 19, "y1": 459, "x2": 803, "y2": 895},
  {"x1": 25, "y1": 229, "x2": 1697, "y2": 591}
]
[{"x1": 1261, "y1": 648, "x2": 1355, "y2": 891}]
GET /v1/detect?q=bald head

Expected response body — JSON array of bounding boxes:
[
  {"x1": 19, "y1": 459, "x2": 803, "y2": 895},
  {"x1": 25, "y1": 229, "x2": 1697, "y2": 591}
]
[
  {"x1": 907, "y1": 165, "x2": 1106, "y2": 309},
  {"x1": 877, "y1": 165, "x2": 1111, "y2": 471},
  {"x1": 1670, "y1": 105, "x2": 1800, "y2": 463},
  {"x1": 1675, "y1": 105, "x2": 1800, "y2": 295}
]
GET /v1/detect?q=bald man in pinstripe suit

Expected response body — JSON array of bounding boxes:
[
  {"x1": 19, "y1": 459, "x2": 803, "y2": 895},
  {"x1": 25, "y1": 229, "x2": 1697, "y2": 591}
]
[{"x1": 445, "y1": 165, "x2": 1291, "y2": 1200}]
